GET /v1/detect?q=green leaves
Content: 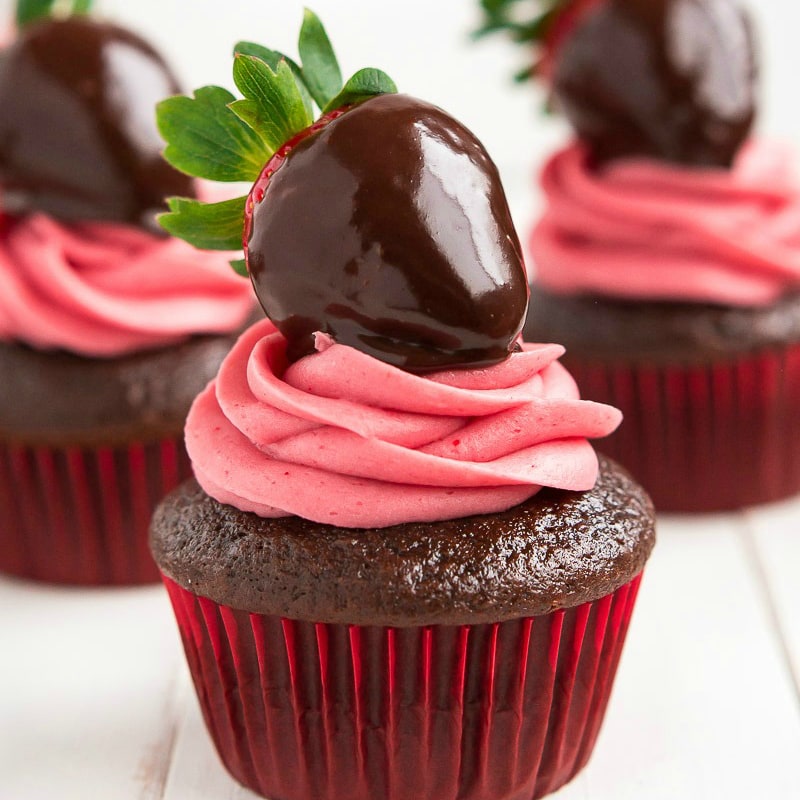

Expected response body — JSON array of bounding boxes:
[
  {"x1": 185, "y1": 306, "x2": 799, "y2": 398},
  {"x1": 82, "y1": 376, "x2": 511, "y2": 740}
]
[
  {"x1": 298, "y1": 8, "x2": 343, "y2": 109},
  {"x1": 235, "y1": 9, "x2": 353, "y2": 117},
  {"x1": 323, "y1": 69, "x2": 397, "y2": 114},
  {"x1": 230, "y1": 57, "x2": 312, "y2": 153},
  {"x1": 229, "y1": 259, "x2": 249, "y2": 277},
  {"x1": 158, "y1": 9, "x2": 397, "y2": 190},
  {"x1": 236, "y1": 10, "x2": 387, "y2": 117},
  {"x1": 158, "y1": 86, "x2": 271, "y2": 182},
  {"x1": 158, "y1": 8, "x2": 398, "y2": 266},
  {"x1": 16, "y1": 0, "x2": 56, "y2": 26},
  {"x1": 475, "y1": 0, "x2": 564, "y2": 42},
  {"x1": 158, "y1": 196, "x2": 247, "y2": 251},
  {"x1": 16, "y1": 0, "x2": 93, "y2": 27},
  {"x1": 473, "y1": 0, "x2": 568, "y2": 83},
  {"x1": 475, "y1": 0, "x2": 549, "y2": 39},
  {"x1": 234, "y1": 41, "x2": 314, "y2": 114}
]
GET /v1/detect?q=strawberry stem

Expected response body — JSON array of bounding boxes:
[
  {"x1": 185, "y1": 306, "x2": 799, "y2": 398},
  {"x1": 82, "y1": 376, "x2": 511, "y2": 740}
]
[
  {"x1": 157, "y1": 8, "x2": 397, "y2": 275},
  {"x1": 16, "y1": 0, "x2": 94, "y2": 27},
  {"x1": 474, "y1": 0, "x2": 602, "y2": 83}
]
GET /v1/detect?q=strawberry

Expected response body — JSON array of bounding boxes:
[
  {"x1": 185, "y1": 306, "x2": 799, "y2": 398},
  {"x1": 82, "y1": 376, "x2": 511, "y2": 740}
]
[
  {"x1": 537, "y1": 0, "x2": 604, "y2": 82},
  {"x1": 0, "y1": 0, "x2": 195, "y2": 229},
  {"x1": 476, "y1": 0, "x2": 757, "y2": 167},
  {"x1": 0, "y1": 212, "x2": 14, "y2": 238},
  {"x1": 158, "y1": 11, "x2": 528, "y2": 372}
]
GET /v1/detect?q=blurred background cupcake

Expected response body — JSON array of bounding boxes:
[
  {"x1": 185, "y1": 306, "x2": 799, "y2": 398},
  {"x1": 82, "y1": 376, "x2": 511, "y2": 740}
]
[
  {"x1": 0, "y1": 0, "x2": 255, "y2": 585},
  {"x1": 478, "y1": 0, "x2": 800, "y2": 512}
]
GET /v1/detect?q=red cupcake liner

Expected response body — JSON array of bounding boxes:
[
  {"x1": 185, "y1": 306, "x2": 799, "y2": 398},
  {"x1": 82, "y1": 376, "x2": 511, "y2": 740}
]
[
  {"x1": 163, "y1": 574, "x2": 643, "y2": 800},
  {"x1": 568, "y1": 344, "x2": 800, "y2": 512},
  {"x1": 0, "y1": 437, "x2": 191, "y2": 585}
]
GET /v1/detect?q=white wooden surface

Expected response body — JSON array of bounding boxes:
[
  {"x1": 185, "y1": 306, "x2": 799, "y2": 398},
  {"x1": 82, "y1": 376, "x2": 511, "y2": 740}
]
[
  {"x1": 2, "y1": 0, "x2": 800, "y2": 798},
  {"x1": 2, "y1": 504, "x2": 800, "y2": 800}
]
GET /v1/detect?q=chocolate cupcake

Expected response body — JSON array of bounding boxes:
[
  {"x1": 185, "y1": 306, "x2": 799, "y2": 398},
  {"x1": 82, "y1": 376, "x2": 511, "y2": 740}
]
[
  {"x1": 480, "y1": 0, "x2": 800, "y2": 511},
  {"x1": 149, "y1": 13, "x2": 655, "y2": 800},
  {"x1": 0, "y1": 1, "x2": 254, "y2": 585},
  {"x1": 154, "y1": 459, "x2": 652, "y2": 800}
]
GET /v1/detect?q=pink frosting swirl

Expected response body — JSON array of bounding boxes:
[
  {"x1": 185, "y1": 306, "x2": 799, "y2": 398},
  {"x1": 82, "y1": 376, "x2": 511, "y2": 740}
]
[
  {"x1": 531, "y1": 140, "x2": 800, "y2": 305},
  {"x1": 186, "y1": 319, "x2": 622, "y2": 528},
  {"x1": 0, "y1": 213, "x2": 254, "y2": 356}
]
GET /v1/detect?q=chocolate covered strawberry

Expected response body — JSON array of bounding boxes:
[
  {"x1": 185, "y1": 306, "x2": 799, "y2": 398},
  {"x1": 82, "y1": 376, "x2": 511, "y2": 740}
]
[
  {"x1": 476, "y1": 0, "x2": 756, "y2": 166},
  {"x1": 159, "y1": 11, "x2": 528, "y2": 372},
  {"x1": 0, "y1": 0, "x2": 195, "y2": 229}
]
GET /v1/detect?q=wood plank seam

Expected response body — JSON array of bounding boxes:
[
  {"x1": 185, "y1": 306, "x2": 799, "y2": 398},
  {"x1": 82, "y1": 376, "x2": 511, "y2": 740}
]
[
  {"x1": 136, "y1": 664, "x2": 184, "y2": 800},
  {"x1": 739, "y1": 522, "x2": 800, "y2": 710}
]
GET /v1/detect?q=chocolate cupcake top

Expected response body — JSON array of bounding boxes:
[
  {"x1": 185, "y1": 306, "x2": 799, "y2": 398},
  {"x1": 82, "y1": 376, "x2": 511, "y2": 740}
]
[
  {"x1": 525, "y1": 286, "x2": 800, "y2": 363},
  {"x1": 151, "y1": 456, "x2": 654, "y2": 625},
  {"x1": 0, "y1": 330, "x2": 246, "y2": 445}
]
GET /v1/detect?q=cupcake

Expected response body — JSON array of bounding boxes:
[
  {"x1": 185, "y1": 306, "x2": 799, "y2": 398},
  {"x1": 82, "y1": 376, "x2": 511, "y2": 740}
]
[
  {"x1": 0, "y1": 2, "x2": 254, "y2": 585},
  {"x1": 149, "y1": 12, "x2": 655, "y2": 800},
  {"x1": 480, "y1": 0, "x2": 800, "y2": 511}
]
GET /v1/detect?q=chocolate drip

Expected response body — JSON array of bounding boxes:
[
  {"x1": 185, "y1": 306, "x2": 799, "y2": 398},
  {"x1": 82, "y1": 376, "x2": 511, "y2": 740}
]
[
  {"x1": 247, "y1": 93, "x2": 529, "y2": 372},
  {"x1": 0, "y1": 17, "x2": 195, "y2": 230},
  {"x1": 553, "y1": 0, "x2": 757, "y2": 167}
]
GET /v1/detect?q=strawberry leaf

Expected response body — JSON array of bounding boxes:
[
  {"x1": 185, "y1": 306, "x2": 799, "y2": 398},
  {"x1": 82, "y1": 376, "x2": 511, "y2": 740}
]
[
  {"x1": 159, "y1": 10, "x2": 397, "y2": 257},
  {"x1": 157, "y1": 86, "x2": 271, "y2": 182},
  {"x1": 234, "y1": 41, "x2": 295, "y2": 72},
  {"x1": 473, "y1": 0, "x2": 573, "y2": 84},
  {"x1": 514, "y1": 63, "x2": 538, "y2": 83},
  {"x1": 234, "y1": 41, "x2": 314, "y2": 116},
  {"x1": 475, "y1": 0, "x2": 562, "y2": 42},
  {"x1": 322, "y1": 69, "x2": 397, "y2": 114},
  {"x1": 16, "y1": 0, "x2": 56, "y2": 26},
  {"x1": 158, "y1": 195, "x2": 247, "y2": 251},
  {"x1": 231, "y1": 56, "x2": 312, "y2": 153},
  {"x1": 16, "y1": 0, "x2": 94, "y2": 25},
  {"x1": 298, "y1": 8, "x2": 343, "y2": 109},
  {"x1": 229, "y1": 258, "x2": 249, "y2": 277}
]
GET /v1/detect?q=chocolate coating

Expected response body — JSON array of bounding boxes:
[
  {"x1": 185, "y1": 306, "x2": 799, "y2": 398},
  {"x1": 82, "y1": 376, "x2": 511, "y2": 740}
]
[
  {"x1": 150, "y1": 457, "x2": 655, "y2": 626},
  {"x1": 524, "y1": 286, "x2": 800, "y2": 363},
  {"x1": 0, "y1": 17, "x2": 195, "y2": 230},
  {"x1": 553, "y1": 0, "x2": 757, "y2": 167},
  {"x1": 247, "y1": 93, "x2": 529, "y2": 372}
]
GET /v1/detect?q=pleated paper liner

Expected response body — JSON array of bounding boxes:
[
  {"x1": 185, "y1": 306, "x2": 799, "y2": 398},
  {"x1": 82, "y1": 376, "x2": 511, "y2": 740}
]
[
  {"x1": 164, "y1": 574, "x2": 643, "y2": 800},
  {"x1": 565, "y1": 343, "x2": 800, "y2": 512},
  {"x1": 0, "y1": 437, "x2": 191, "y2": 585}
]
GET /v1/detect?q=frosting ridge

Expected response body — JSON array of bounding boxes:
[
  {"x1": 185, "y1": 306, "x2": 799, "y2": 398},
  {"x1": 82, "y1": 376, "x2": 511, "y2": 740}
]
[
  {"x1": 0, "y1": 213, "x2": 253, "y2": 356},
  {"x1": 186, "y1": 319, "x2": 622, "y2": 528},
  {"x1": 531, "y1": 141, "x2": 800, "y2": 305}
]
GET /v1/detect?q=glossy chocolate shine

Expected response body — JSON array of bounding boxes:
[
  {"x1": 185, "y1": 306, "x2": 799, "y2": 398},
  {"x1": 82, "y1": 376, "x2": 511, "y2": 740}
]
[
  {"x1": 247, "y1": 94, "x2": 529, "y2": 372},
  {"x1": 0, "y1": 17, "x2": 195, "y2": 229},
  {"x1": 553, "y1": 0, "x2": 756, "y2": 167}
]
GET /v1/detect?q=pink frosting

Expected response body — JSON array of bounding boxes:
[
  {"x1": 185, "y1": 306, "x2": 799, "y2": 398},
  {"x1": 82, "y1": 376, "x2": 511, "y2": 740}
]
[
  {"x1": 531, "y1": 140, "x2": 800, "y2": 305},
  {"x1": 0, "y1": 213, "x2": 254, "y2": 356},
  {"x1": 186, "y1": 319, "x2": 622, "y2": 528}
]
